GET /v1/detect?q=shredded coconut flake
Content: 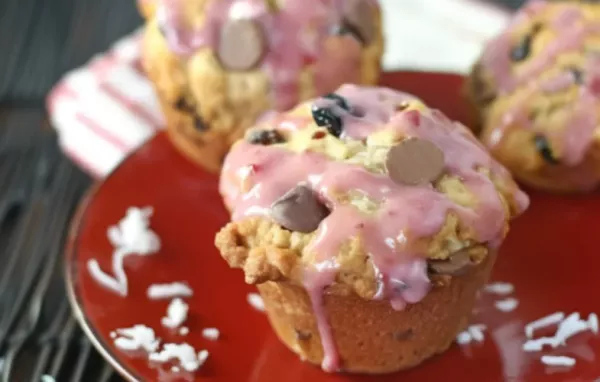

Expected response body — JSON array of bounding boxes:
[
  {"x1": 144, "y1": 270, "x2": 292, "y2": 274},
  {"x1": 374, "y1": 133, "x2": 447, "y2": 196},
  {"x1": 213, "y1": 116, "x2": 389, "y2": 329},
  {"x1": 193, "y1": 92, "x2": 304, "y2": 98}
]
[
  {"x1": 147, "y1": 282, "x2": 193, "y2": 300},
  {"x1": 113, "y1": 325, "x2": 160, "y2": 352},
  {"x1": 247, "y1": 293, "x2": 265, "y2": 312},
  {"x1": 150, "y1": 343, "x2": 205, "y2": 372},
  {"x1": 171, "y1": 366, "x2": 180, "y2": 373},
  {"x1": 88, "y1": 206, "x2": 160, "y2": 296},
  {"x1": 588, "y1": 313, "x2": 598, "y2": 334},
  {"x1": 484, "y1": 282, "x2": 514, "y2": 295},
  {"x1": 456, "y1": 331, "x2": 471, "y2": 345},
  {"x1": 179, "y1": 327, "x2": 189, "y2": 336},
  {"x1": 108, "y1": 207, "x2": 160, "y2": 254},
  {"x1": 468, "y1": 324, "x2": 486, "y2": 343},
  {"x1": 541, "y1": 355, "x2": 576, "y2": 367},
  {"x1": 456, "y1": 325, "x2": 486, "y2": 345},
  {"x1": 555, "y1": 312, "x2": 588, "y2": 346},
  {"x1": 202, "y1": 328, "x2": 220, "y2": 341},
  {"x1": 161, "y1": 298, "x2": 189, "y2": 329},
  {"x1": 198, "y1": 350, "x2": 209, "y2": 366},
  {"x1": 523, "y1": 337, "x2": 559, "y2": 352},
  {"x1": 525, "y1": 312, "x2": 565, "y2": 338},
  {"x1": 110, "y1": 331, "x2": 117, "y2": 339},
  {"x1": 495, "y1": 298, "x2": 519, "y2": 312}
]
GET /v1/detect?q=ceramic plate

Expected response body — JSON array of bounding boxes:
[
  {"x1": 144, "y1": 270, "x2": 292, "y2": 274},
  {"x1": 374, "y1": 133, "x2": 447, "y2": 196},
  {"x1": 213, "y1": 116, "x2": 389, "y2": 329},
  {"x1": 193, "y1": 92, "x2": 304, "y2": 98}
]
[{"x1": 66, "y1": 72, "x2": 600, "y2": 382}]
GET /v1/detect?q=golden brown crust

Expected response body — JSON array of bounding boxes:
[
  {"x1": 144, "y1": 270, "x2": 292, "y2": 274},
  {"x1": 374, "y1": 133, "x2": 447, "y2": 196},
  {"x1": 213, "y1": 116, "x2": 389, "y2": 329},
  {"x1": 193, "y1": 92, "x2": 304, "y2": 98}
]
[
  {"x1": 215, "y1": 216, "x2": 490, "y2": 300},
  {"x1": 257, "y1": 252, "x2": 495, "y2": 374},
  {"x1": 141, "y1": 2, "x2": 384, "y2": 172}
]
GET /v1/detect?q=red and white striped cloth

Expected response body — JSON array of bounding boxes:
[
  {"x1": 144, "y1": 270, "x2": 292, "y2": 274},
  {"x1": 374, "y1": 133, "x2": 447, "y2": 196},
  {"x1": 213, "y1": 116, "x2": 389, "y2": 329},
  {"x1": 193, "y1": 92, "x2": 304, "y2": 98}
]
[{"x1": 47, "y1": 0, "x2": 510, "y2": 178}]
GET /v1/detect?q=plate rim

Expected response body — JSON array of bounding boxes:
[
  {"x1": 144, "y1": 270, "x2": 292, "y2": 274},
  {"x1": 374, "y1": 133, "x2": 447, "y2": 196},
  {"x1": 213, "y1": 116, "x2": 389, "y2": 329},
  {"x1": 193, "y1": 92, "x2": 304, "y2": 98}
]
[
  {"x1": 64, "y1": 145, "x2": 149, "y2": 382},
  {"x1": 62, "y1": 70, "x2": 469, "y2": 382}
]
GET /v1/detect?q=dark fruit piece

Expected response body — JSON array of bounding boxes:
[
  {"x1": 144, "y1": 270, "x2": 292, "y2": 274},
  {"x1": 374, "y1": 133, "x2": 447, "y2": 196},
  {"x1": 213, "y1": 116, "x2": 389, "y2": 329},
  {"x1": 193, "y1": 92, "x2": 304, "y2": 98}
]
[
  {"x1": 311, "y1": 93, "x2": 351, "y2": 137},
  {"x1": 324, "y1": 93, "x2": 350, "y2": 111},
  {"x1": 247, "y1": 129, "x2": 285, "y2": 145},
  {"x1": 312, "y1": 106, "x2": 343, "y2": 137},
  {"x1": 534, "y1": 135, "x2": 559, "y2": 165},
  {"x1": 511, "y1": 35, "x2": 532, "y2": 62}
]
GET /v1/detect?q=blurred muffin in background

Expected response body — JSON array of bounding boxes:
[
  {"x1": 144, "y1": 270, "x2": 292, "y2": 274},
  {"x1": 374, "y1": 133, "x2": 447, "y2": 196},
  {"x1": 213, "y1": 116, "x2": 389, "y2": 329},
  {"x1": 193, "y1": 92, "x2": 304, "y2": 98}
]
[
  {"x1": 467, "y1": 0, "x2": 600, "y2": 193},
  {"x1": 140, "y1": 0, "x2": 384, "y2": 172}
]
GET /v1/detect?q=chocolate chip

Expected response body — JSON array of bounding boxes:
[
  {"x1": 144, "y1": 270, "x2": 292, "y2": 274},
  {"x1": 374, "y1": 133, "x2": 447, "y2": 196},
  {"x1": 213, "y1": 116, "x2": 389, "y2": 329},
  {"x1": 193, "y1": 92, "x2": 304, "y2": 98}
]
[
  {"x1": 569, "y1": 67, "x2": 584, "y2": 84},
  {"x1": 295, "y1": 329, "x2": 312, "y2": 341},
  {"x1": 385, "y1": 138, "x2": 445, "y2": 186},
  {"x1": 218, "y1": 19, "x2": 266, "y2": 71},
  {"x1": 428, "y1": 250, "x2": 473, "y2": 276},
  {"x1": 271, "y1": 185, "x2": 329, "y2": 233},
  {"x1": 339, "y1": 0, "x2": 376, "y2": 45},
  {"x1": 470, "y1": 63, "x2": 497, "y2": 107},
  {"x1": 534, "y1": 134, "x2": 559, "y2": 164},
  {"x1": 193, "y1": 114, "x2": 208, "y2": 131},
  {"x1": 510, "y1": 34, "x2": 532, "y2": 62},
  {"x1": 247, "y1": 129, "x2": 284, "y2": 145},
  {"x1": 393, "y1": 329, "x2": 413, "y2": 341}
]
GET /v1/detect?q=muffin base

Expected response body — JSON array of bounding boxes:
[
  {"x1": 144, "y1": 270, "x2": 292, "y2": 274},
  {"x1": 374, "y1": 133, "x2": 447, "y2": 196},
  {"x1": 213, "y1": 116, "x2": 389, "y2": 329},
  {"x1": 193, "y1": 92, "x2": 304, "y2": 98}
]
[{"x1": 257, "y1": 253, "x2": 495, "y2": 374}]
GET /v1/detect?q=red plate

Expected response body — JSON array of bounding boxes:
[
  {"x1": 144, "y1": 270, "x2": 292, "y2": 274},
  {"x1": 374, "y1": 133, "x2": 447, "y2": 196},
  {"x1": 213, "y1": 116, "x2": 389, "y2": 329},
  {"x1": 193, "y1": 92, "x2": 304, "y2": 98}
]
[{"x1": 66, "y1": 72, "x2": 600, "y2": 382}]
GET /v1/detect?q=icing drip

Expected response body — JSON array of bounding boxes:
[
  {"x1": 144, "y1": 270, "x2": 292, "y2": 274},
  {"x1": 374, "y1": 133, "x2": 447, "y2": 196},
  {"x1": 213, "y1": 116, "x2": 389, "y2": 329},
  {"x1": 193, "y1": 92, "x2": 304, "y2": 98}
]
[
  {"x1": 221, "y1": 85, "x2": 528, "y2": 371},
  {"x1": 156, "y1": 0, "x2": 369, "y2": 111},
  {"x1": 481, "y1": 1, "x2": 600, "y2": 166}
]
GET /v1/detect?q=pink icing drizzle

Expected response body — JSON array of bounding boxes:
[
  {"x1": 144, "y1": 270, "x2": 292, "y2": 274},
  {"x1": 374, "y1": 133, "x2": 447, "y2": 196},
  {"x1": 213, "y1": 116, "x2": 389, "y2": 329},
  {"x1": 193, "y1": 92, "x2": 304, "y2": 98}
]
[
  {"x1": 220, "y1": 85, "x2": 528, "y2": 371},
  {"x1": 156, "y1": 0, "x2": 374, "y2": 111},
  {"x1": 481, "y1": 1, "x2": 600, "y2": 167}
]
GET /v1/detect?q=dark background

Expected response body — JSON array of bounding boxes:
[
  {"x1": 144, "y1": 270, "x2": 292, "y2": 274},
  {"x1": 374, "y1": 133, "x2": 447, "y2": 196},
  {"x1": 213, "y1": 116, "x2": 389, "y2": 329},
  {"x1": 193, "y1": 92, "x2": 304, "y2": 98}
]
[{"x1": 0, "y1": 0, "x2": 525, "y2": 381}]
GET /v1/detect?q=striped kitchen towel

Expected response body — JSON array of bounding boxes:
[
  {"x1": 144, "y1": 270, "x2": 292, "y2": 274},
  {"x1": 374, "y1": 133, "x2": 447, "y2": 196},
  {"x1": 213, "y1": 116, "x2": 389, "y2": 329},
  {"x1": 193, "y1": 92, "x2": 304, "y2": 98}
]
[{"x1": 47, "y1": 0, "x2": 511, "y2": 178}]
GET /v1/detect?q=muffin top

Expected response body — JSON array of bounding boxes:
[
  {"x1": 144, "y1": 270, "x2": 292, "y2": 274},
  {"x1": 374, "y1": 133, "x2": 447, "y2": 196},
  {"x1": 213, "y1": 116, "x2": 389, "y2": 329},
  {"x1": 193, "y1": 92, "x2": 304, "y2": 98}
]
[
  {"x1": 152, "y1": 0, "x2": 382, "y2": 111},
  {"x1": 218, "y1": 84, "x2": 528, "y2": 304},
  {"x1": 472, "y1": 1, "x2": 600, "y2": 170}
]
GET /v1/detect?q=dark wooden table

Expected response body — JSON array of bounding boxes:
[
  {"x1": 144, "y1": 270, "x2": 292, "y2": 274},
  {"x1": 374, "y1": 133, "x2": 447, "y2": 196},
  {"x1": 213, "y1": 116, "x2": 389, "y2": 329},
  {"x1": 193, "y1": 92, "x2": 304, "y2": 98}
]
[{"x1": 0, "y1": 1, "x2": 524, "y2": 381}]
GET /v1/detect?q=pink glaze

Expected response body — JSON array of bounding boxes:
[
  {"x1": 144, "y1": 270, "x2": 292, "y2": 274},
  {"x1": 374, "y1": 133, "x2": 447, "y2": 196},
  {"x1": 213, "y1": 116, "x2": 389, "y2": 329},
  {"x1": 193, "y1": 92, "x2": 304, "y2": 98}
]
[
  {"x1": 156, "y1": 0, "x2": 376, "y2": 111},
  {"x1": 480, "y1": 1, "x2": 600, "y2": 167},
  {"x1": 220, "y1": 85, "x2": 528, "y2": 372}
]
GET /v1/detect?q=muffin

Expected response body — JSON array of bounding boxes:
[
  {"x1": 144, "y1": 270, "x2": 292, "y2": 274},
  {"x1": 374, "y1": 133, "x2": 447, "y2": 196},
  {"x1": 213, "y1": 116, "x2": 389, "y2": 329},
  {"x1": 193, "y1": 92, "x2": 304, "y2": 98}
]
[
  {"x1": 215, "y1": 85, "x2": 529, "y2": 373},
  {"x1": 141, "y1": 0, "x2": 384, "y2": 172},
  {"x1": 467, "y1": 0, "x2": 600, "y2": 193}
]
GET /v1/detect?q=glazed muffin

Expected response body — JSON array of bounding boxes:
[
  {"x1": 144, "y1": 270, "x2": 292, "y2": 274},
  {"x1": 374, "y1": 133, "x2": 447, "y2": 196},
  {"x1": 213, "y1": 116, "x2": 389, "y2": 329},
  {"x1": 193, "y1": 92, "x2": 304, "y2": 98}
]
[
  {"x1": 215, "y1": 85, "x2": 528, "y2": 373},
  {"x1": 467, "y1": 0, "x2": 600, "y2": 193},
  {"x1": 141, "y1": 0, "x2": 384, "y2": 172}
]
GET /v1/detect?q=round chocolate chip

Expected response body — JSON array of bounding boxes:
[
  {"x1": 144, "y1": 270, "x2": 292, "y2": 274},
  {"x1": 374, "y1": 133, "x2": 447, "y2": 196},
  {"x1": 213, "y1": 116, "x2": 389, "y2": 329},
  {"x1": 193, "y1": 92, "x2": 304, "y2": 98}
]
[
  {"x1": 534, "y1": 134, "x2": 559, "y2": 165},
  {"x1": 341, "y1": 0, "x2": 376, "y2": 45},
  {"x1": 218, "y1": 19, "x2": 266, "y2": 71},
  {"x1": 428, "y1": 250, "x2": 473, "y2": 276},
  {"x1": 247, "y1": 129, "x2": 285, "y2": 145},
  {"x1": 271, "y1": 185, "x2": 329, "y2": 233},
  {"x1": 385, "y1": 138, "x2": 445, "y2": 186}
]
